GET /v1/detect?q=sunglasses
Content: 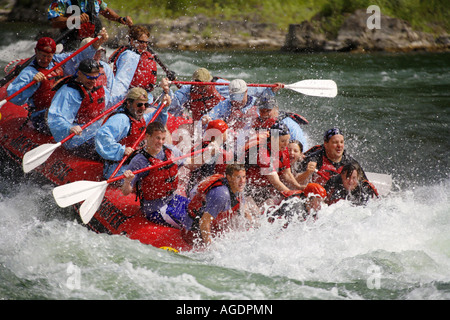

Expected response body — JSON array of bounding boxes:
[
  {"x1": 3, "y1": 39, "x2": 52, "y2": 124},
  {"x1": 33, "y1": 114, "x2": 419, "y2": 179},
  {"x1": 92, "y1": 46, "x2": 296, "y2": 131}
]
[
  {"x1": 135, "y1": 39, "x2": 150, "y2": 44},
  {"x1": 136, "y1": 102, "x2": 149, "y2": 108},
  {"x1": 81, "y1": 71, "x2": 101, "y2": 80}
]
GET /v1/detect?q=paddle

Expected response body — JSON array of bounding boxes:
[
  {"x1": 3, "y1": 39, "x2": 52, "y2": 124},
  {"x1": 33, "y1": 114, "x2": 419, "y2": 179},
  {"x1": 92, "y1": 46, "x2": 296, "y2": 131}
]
[
  {"x1": 0, "y1": 36, "x2": 101, "y2": 109},
  {"x1": 365, "y1": 172, "x2": 392, "y2": 197},
  {"x1": 22, "y1": 98, "x2": 125, "y2": 173},
  {"x1": 146, "y1": 45, "x2": 181, "y2": 89},
  {"x1": 169, "y1": 79, "x2": 338, "y2": 98},
  {"x1": 0, "y1": 28, "x2": 76, "y2": 88},
  {"x1": 52, "y1": 147, "x2": 208, "y2": 224},
  {"x1": 107, "y1": 100, "x2": 167, "y2": 179}
]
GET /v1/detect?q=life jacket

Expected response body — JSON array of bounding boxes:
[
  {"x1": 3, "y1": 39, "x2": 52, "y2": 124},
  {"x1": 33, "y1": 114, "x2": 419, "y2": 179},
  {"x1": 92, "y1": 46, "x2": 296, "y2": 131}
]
[
  {"x1": 185, "y1": 80, "x2": 225, "y2": 121},
  {"x1": 30, "y1": 60, "x2": 64, "y2": 112},
  {"x1": 244, "y1": 140, "x2": 289, "y2": 186},
  {"x1": 53, "y1": 77, "x2": 105, "y2": 125},
  {"x1": 136, "y1": 146, "x2": 179, "y2": 201},
  {"x1": 227, "y1": 97, "x2": 259, "y2": 131},
  {"x1": 187, "y1": 174, "x2": 241, "y2": 234},
  {"x1": 109, "y1": 46, "x2": 157, "y2": 92},
  {"x1": 103, "y1": 107, "x2": 147, "y2": 150}
]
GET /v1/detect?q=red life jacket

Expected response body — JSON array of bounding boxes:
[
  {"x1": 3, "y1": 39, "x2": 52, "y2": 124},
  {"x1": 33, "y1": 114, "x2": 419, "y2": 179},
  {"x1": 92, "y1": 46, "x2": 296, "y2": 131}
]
[
  {"x1": 313, "y1": 155, "x2": 344, "y2": 185},
  {"x1": 30, "y1": 61, "x2": 64, "y2": 112},
  {"x1": 187, "y1": 174, "x2": 241, "y2": 234},
  {"x1": 185, "y1": 83, "x2": 225, "y2": 121},
  {"x1": 109, "y1": 46, "x2": 157, "y2": 92},
  {"x1": 62, "y1": 79, "x2": 105, "y2": 125},
  {"x1": 244, "y1": 140, "x2": 290, "y2": 188},
  {"x1": 137, "y1": 146, "x2": 179, "y2": 201},
  {"x1": 103, "y1": 107, "x2": 147, "y2": 150}
]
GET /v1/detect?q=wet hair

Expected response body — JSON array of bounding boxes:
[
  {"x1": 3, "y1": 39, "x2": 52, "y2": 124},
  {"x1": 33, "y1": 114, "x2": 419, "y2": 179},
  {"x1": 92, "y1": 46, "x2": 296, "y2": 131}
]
[
  {"x1": 341, "y1": 161, "x2": 363, "y2": 180},
  {"x1": 289, "y1": 139, "x2": 304, "y2": 153},
  {"x1": 129, "y1": 25, "x2": 150, "y2": 40},
  {"x1": 146, "y1": 121, "x2": 166, "y2": 136},
  {"x1": 225, "y1": 164, "x2": 246, "y2": 177}
]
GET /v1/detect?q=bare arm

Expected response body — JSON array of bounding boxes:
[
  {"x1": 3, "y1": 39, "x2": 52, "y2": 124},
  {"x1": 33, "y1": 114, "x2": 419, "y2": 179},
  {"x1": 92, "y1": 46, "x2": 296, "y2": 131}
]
[{"x1": 199, "y1": 212, "x2": 214, "y2": 244}]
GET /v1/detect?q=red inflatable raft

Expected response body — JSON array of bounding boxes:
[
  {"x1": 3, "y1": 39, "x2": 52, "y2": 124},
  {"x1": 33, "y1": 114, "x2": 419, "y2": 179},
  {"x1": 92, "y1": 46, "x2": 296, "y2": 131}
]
[{"x1": 0, "y1": 101, "x2": 194, "y2": 252}]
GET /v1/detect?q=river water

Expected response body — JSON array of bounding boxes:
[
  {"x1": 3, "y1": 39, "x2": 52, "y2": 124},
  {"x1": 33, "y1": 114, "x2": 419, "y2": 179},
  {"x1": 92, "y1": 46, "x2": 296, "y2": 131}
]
[{"x1": 0, "y1": 23, "x2": 449, "y2": 301}]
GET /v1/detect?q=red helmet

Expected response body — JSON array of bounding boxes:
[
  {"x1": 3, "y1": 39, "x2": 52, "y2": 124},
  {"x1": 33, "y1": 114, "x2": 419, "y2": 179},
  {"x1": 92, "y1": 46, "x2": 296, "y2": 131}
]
[
  {"x1": 303, "y1": 183, "x2": 327, "y2": 198},
  {"x1": 35, "y1": 37, "x2": 56, "y2": 54},
  {"x1": 206, "y1": 119, "x2": 228, "y2": 133}
]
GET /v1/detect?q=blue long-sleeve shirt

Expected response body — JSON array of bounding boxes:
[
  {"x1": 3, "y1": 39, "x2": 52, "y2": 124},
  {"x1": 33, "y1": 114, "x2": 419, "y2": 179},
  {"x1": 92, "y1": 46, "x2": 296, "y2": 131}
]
[
  {"x1": 47, "y1": 82, "x2": 105, "y2": 149},
  {"x1": 6, "y1": 46, "x2": 96, "y2": 109},
  {"x1": 94, "y1": 104, "x2": 169, "y2": 178},
  {"x1": 167, "y1": 78, "x2": 230, "y2": 117}
]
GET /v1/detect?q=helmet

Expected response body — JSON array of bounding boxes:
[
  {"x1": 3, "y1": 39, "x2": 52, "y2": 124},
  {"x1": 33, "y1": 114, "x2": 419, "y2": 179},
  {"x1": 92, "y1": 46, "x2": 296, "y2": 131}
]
[
  {"x1": 303, "y1": 183, "x2": 327, "y2": 198},
  {"x1": 206, "y1": 119, "x2": 228, "y2": 133}
]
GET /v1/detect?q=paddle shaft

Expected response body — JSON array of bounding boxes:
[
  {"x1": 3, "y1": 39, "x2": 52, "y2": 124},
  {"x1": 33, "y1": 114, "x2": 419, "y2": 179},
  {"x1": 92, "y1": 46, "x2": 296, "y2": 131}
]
[
  {"x1": 59, "y1": 97, "x2": 124, "y2": 145},
  {"x1": 108, "y1": 101, "x2": 167, "y2": 178},
  {"x1": 0, "y1": 28, "x2": 76, "y2": 87},
  {"x1": 146, "y1": 45, "x2": 181, "y2": 89},
  {"x1": 170, "y1": 81, "x2": 278, "y2": 88},
  {"x1": 108, "y1": 147, "x2": 208, "y2": 185},
  {"x1": 1, "y1": 36, "x2": 101, "y2": 105}
]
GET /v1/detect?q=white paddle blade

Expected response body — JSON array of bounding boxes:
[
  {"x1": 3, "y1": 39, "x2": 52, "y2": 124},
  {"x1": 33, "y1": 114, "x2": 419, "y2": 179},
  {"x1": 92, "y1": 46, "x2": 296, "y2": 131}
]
[
  {"x1": 22, "y1": 142, "x2": 61, "y2": 173},
  {"x1": 52, "y1": 180, "x2": 108, "y2": 208},
  {"x1": 366, "y1": 172, "x2": 392, "y2": 197},
  {"x1": 79, "y1": 185, "x2": 107, "y2": 224},
  {"x1": 286, "y1": 79, "x2": 338, "y2": 98}
]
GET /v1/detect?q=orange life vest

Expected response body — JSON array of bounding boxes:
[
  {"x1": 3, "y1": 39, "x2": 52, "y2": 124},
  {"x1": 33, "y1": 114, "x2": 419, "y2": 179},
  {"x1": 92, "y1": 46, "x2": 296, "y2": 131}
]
[{"x1": 186, "y1": 174, "x2": 241, "y2": 236}]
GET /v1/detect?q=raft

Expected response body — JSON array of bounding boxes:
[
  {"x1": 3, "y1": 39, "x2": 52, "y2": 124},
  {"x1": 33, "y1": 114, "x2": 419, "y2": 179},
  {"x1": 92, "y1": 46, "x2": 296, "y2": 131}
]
[{"x1": 0, "y1": 100, "x2": 194, "y2": 252}]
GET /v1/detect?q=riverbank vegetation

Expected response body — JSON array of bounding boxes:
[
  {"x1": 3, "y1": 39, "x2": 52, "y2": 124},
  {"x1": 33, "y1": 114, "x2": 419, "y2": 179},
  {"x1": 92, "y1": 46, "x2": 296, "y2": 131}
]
[{"x1": 108, "y1": 0, "x2": 448, "y2": 35}]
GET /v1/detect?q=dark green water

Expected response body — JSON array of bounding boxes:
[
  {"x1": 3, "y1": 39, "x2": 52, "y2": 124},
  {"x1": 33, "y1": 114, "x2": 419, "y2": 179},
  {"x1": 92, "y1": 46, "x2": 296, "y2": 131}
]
[{"x1": 0, "y1": 23, "x2": 449, "y2": 301}]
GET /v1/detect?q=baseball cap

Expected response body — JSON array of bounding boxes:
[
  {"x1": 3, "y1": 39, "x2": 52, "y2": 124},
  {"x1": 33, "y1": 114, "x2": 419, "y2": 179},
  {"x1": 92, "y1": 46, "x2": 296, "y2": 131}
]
[
  {"x1": 257, "y1": 96, "x2": 278, "y2": 109},
  {"x1": 192, "y1": 68, "x2": 212, "y2": 82},
  {"x1": 229, "y1": 79, "x2": 247, "y2": 101},
  {"x1": 35, "y1": 37, "x2": 56, "y2": 54}
]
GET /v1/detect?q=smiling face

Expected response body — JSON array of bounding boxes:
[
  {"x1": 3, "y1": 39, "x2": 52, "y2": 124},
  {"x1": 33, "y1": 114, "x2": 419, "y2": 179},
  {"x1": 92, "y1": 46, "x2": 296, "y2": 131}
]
[
  {"x1": 341, "y1": 169, "x2": 359, "y2": 191},
  {"x1": 324, "y1": 134, "x2": 344, "y2": 162},
  {"x1": 278, "y1": 134, "x2": 291, "y2": 151},
  {"x1": 288, "y1": 142, "x2": 304, "y2": 164},
  {"x1": 227, "y1": 169, "x2": 246, "y2": 194},
  {"x1": 145, "y1": 130, "x2": 166, "y2": 156}
]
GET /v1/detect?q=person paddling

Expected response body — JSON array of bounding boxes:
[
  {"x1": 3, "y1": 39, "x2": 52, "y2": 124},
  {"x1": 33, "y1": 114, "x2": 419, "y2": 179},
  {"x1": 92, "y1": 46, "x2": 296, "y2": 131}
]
[
  {"x1": 120, "y1": 121, "x2": 208, "y2": 229},
  {"x1": 47, "y1": 58, "x2": 108, "y2": 158},
  {"x1": 182, "y1": 164, "x2": 254, "y2": 246},
  {"x1": 108, "y1": 25, "x2": 160, "y2": 106},
  {"x1": 47, "y1": 0, "x2": 132, "y2": 52},
  {"x1": 95, "y1": 87, "x2": 171, "y2": 179},
  {"x1": 6, "y1": 30, "x2": 108, "y2": 134}
]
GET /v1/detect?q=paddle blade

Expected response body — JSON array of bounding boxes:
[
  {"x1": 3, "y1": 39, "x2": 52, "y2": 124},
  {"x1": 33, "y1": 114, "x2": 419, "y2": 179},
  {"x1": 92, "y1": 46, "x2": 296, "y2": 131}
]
[
  {"x1": 53, "y1": 180, "x2": 108, "y2": 208},
  {"x1": 366, "y1": 172, "x2": 392, "y2": 197},
  {"x1": 285, "y1": 79, "x2": 338, "y2": 98},
  {"x1": 79, "y1": 184, "x2": 107, "y2": 224},
  {"x1": 22, "y1": 142, "x2": 61, "y2": 173}
]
